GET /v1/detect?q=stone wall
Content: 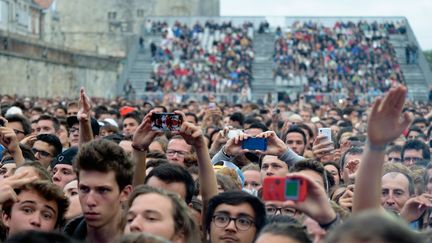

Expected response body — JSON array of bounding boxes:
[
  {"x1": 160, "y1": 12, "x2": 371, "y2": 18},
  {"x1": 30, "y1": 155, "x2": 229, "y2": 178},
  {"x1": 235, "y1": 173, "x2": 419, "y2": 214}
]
[
  {"x1": 0, "y1": 33, "x2": 121, "y2": 99},
  {"x1": 0, "y1": 54, "x2": 120, "y2": 98}
]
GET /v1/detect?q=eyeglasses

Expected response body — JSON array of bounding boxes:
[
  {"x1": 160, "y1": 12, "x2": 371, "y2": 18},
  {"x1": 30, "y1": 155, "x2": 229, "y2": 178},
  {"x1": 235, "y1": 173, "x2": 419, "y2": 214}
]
[
  {"x1": 32, "y1": 148, "x2": 52, "y2": 158},
  {"x1": 265, "y1": 206, "x2": 297, "y2": 216},
  {"x1": 403, "y1": 157, "x2": 422, "y2": 163},
  {"x1": 166, "y1": 149, "x2": 189, "y2": 157},
  {"x1": 69, "y1": 127, "x2": 79, "y2": 133},
  {"x1": 13, "y1": 129, "x2": 25, "y2": 135},
  {"x1": 212, "y1": 214, "x2": 255, "y2": 231}
]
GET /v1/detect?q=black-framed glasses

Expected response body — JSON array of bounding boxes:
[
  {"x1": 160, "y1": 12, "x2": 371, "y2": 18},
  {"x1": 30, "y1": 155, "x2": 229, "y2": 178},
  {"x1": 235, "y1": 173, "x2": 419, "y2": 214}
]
[
  {"x1": 13, "y1": 129, "x2": 25, "y2": 135},
  {"x1": 166, "y1": 149, "x2": 189, "y2": 157},
  {"x1": 265, "y1": 206, "x2": 297, "y2": 216},
  {"x1": 212, "y1": 214, "x2": 255, "y2": 231},
  {"x1": 32, "y1": 148, "x2": 52, "y2": 158},
  {"x1": 69, "y1": 127, "x2": 79, "y2": 134}
]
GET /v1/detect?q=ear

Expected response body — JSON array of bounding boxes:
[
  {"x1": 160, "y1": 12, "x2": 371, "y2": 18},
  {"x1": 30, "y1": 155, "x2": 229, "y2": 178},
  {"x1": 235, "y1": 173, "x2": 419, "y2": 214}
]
[
  {"x1": 119, "y1": 185, "x2": 133, "y2": 203},
  {"x1": 171, "y1": 230, "x2": 185, "y2": 243},
  {"x1": 2, "y1": 211, "x2": 10, "y2": 228}
]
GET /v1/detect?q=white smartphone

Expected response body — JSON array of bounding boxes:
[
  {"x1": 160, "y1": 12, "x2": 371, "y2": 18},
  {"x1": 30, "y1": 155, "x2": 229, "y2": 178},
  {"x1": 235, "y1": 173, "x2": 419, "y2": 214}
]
[
  {"x1": 227, "y1": 129, "x2": 243, "y2": 139},
  {"x1": 318, "y1": 128, "x2": 332, "y2": 141}
]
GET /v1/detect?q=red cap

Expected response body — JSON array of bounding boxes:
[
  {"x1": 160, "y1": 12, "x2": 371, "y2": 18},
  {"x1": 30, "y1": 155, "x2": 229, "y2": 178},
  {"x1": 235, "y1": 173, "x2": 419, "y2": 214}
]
[{"x1": 119, "y1": 106, "x2": 137, "y2": 116}]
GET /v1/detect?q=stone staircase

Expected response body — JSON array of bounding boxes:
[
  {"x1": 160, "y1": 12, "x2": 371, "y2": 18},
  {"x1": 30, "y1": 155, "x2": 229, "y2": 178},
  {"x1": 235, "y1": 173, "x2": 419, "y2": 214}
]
[
  {"x1": 389, "y1": 34, "x2": 429, "y2": 102},
  {"x1": 124, "y1": 35, "x2": 161, "y2": 98},
  {"x1": 251, "y1": 33, "x2": 276, "y2": 102}
]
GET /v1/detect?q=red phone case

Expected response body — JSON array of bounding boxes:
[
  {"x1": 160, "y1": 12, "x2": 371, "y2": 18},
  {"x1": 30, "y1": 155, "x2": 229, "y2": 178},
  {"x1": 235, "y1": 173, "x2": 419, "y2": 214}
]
[
  {"x1": 262, "y1": 177, "x2": 286, "y2": 201},
  {"x1": 262, "y1": 176, "x2": 308, "y2": 202}
]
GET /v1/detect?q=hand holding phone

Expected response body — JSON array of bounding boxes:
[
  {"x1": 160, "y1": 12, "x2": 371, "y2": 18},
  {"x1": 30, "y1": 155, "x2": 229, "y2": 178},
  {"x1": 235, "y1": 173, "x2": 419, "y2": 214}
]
[
  {"x1": 151, "y1": 113, "x2": 183, "y2": 131},
  {"x1": 262, "y1": 176, "x2": 308, "y2": 202}
]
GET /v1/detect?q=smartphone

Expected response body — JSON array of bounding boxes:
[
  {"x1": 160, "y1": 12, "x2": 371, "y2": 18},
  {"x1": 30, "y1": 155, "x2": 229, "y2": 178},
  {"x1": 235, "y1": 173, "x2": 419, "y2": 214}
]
[
  {"x1": 262, "y1": 176, "x2": 308, "y2": 202},
  {"x1": 208, "y1": 102, "x2": 216, "y2": 109},
  {"x1": 227, "y1": 129, "x2": 243, "y2": 139},
  {"x1": 318, "y1": 128, "x2": 332, "y2": 141},
  {"x1": 242, "y1": 137, "x2": 267, "y2": 151},
  {"x1": 151, "y1": 113, "x2": 183, "y2": 131}
]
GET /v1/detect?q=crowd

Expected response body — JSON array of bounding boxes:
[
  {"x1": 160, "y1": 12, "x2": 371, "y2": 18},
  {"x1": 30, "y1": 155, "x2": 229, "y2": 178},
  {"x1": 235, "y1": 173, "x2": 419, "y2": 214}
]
[
  {"x1": 272, "y1": 21, "x2": 406, "y2": 96},
  {"x1": 0, "y1": 84, "x2": 431, "y2": 243},
  {"x1": 147, "y1": 20, "x2": 254, "y2": 94}
]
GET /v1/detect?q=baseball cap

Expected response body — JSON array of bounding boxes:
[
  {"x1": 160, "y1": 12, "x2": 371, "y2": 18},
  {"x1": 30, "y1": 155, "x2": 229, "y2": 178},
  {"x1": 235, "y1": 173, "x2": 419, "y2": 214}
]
[{"x1": 50, "y1": 147, "x2": 78, "y2": 168}]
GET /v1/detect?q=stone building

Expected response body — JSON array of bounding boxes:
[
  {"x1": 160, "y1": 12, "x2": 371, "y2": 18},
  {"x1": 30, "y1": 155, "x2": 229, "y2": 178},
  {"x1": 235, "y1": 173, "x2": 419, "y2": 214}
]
[
  {"x1": 41, "y1": 0, "x2": 220, "y2": 56},
  {"x1": 0, "y1": 0, "x2": 43, "y2": 37}
]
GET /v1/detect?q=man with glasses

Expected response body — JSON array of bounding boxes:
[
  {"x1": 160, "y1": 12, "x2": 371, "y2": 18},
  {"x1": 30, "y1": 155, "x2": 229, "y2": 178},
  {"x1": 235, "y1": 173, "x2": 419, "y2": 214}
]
[
  {"x1": 205, "y1": 191, "x2": 266, "y2": 243},
  {"x1": 166, "y1": 135, "x2": 193, "y2": 167},
  {"x1": 66, "y1": 116, "x2": 100, "y2": 147},
  {"x1": 401, "y1": 140, "x2": 430, "y2": 166},
  {"x1": 5, "y1": 114, "x2": 32, "y2": 141},
  {"x1": 32, "y1": 134, "x2": 62, "y2": 168}
]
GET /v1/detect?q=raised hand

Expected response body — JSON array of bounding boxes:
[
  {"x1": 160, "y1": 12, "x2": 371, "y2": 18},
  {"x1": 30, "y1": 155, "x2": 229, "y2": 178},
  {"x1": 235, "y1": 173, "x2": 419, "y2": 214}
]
[
  {"x1": 312, "y1": 135, "x2": 335, "y2": 161},
  {"x1": 0, "y1": 172, "x2": 38, "y2": 204},
  {"x1": 400, "y1": 193, "x2": 432, "y2": 222},
  {"x1": 367, "y1": 86, "x2": 412, "y2": 146},
  {"x1": 0, "y1": 127, "x2": 20, "y2": 153},
  {"x1": 224, "y1": 133, "x2": 251, "y2": 157},
  {"x1": 77, "y1": 87, "x2": 92, "y2": 122},
  {"x1": 255, "y1": 131, "x2": 286, "y2": 156},
  {"x1": 282, "y1": 173, "x2": 336, "y2": 225},
  {"x1": 132, "y1": 111, "x2": 162, "y2": 151}
]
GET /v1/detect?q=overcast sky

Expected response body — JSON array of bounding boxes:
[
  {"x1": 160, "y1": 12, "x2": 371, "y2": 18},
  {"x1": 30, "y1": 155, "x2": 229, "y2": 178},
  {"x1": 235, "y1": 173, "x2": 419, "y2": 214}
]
[{"x1": 220, "y1": 0, "x2": 432, "y2": 50}]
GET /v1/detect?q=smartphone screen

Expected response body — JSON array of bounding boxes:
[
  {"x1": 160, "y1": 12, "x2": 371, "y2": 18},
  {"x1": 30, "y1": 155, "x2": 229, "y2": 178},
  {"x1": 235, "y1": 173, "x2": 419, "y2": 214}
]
[
  {"x1": 285, "y1": 180, "x2": 299, "y2": 200},
  {"x1": 242, "y1": 137, "x2": 267, "y2": 151},
  {"x1": 151, "y1": 113, "x2": 182, "y2": 131},
  {"x1": 318, "y1": 128, "x2": 332, "y2": 141}
]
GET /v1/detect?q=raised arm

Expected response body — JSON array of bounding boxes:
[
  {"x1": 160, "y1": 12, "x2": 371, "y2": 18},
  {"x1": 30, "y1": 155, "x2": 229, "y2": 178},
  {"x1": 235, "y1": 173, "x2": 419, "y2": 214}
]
[
  {"x1": 131, "y1": 111, "x2": 161, "y2": 187},
  {"x1": 0, "y1": 126, "x2": 25, "y2": 166},
  {"x1": 78, "y1": 87, "x2": 93, "y2": 146},
  {"x1": 176, "y1": 112, "x2": 218, "y2": 233},
  {"x1": 353, "y1": 86, "x2": 412, "y2": 213}
]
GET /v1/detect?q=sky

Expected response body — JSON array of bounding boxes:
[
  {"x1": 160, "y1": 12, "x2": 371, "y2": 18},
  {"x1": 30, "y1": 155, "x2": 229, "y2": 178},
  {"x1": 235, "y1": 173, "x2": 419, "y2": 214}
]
[{"x1": 220, "y1": 0, "x2": 432, "y2": 50}]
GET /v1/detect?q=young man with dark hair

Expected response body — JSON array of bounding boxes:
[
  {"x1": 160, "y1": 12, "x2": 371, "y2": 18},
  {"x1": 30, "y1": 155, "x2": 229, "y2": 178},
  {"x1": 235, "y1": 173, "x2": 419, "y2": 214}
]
[
  {"x1": 122, "y1": 111, "x2": 142, "y2": 137},
  {"x1": 64, "y1": 139, "x2": 133, "y2": 243},
  {"x1": 5, "y1": 114, "x2": 32, "y2": 141},
  {"x1": 35, "y1": 115, "x2": 60, "y2": 135},
  {"x1": 205, "y1": 191, "x2": 266, "y2": 243},
  {"x1": 185, "y1": 112, "x2": 199, "y2": 125},
  {"x1": 1, "y1": 177, "x2": 69, "y2": 240},
  {"x1": 32, "y1": 134, "x2": 63, "y2": 168},
  {"x1": 144, "y1": 163, "x2": 195, "y2": 204},
  {"x1": 229, "y1": 112, "x2": 245, "y2": 129},
  {"x1": 386, "y1": 145, "x2": 403, "y2": 163},
  {"x1": 401, "y1": 140, "x2": 430, "y2": 166},
  {"x1": 285, "y1": 127, "x2": 307, "y2": 156}
]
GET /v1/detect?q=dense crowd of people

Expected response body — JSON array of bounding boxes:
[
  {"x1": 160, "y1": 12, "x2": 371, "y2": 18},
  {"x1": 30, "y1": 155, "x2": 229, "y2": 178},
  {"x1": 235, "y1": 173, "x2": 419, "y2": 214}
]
[
  {"x1": 272, "y1": 21, "x2": 407, "y2": 97},
  {"x1": 147, "y1": 20, "x2": 254, "y2": 94},
  {"x1": 0, "y1": 82, "x2": 431, "y2": 243}
]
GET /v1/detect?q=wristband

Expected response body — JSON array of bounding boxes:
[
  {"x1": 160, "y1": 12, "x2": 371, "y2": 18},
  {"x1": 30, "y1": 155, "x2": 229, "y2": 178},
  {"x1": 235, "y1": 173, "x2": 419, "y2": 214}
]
[
  {"x1": 367, "y1": 141, "x2": 387, "y2": 152},
  {"x1": 319, "y1": 214, "x2": 340, "y2": 230},
  {"x1": 221, "y1": 146, "x2": 232, "y2": 158},
  {"x1": 131, "y1": 143, "x2": 148, "y2": 152}
]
